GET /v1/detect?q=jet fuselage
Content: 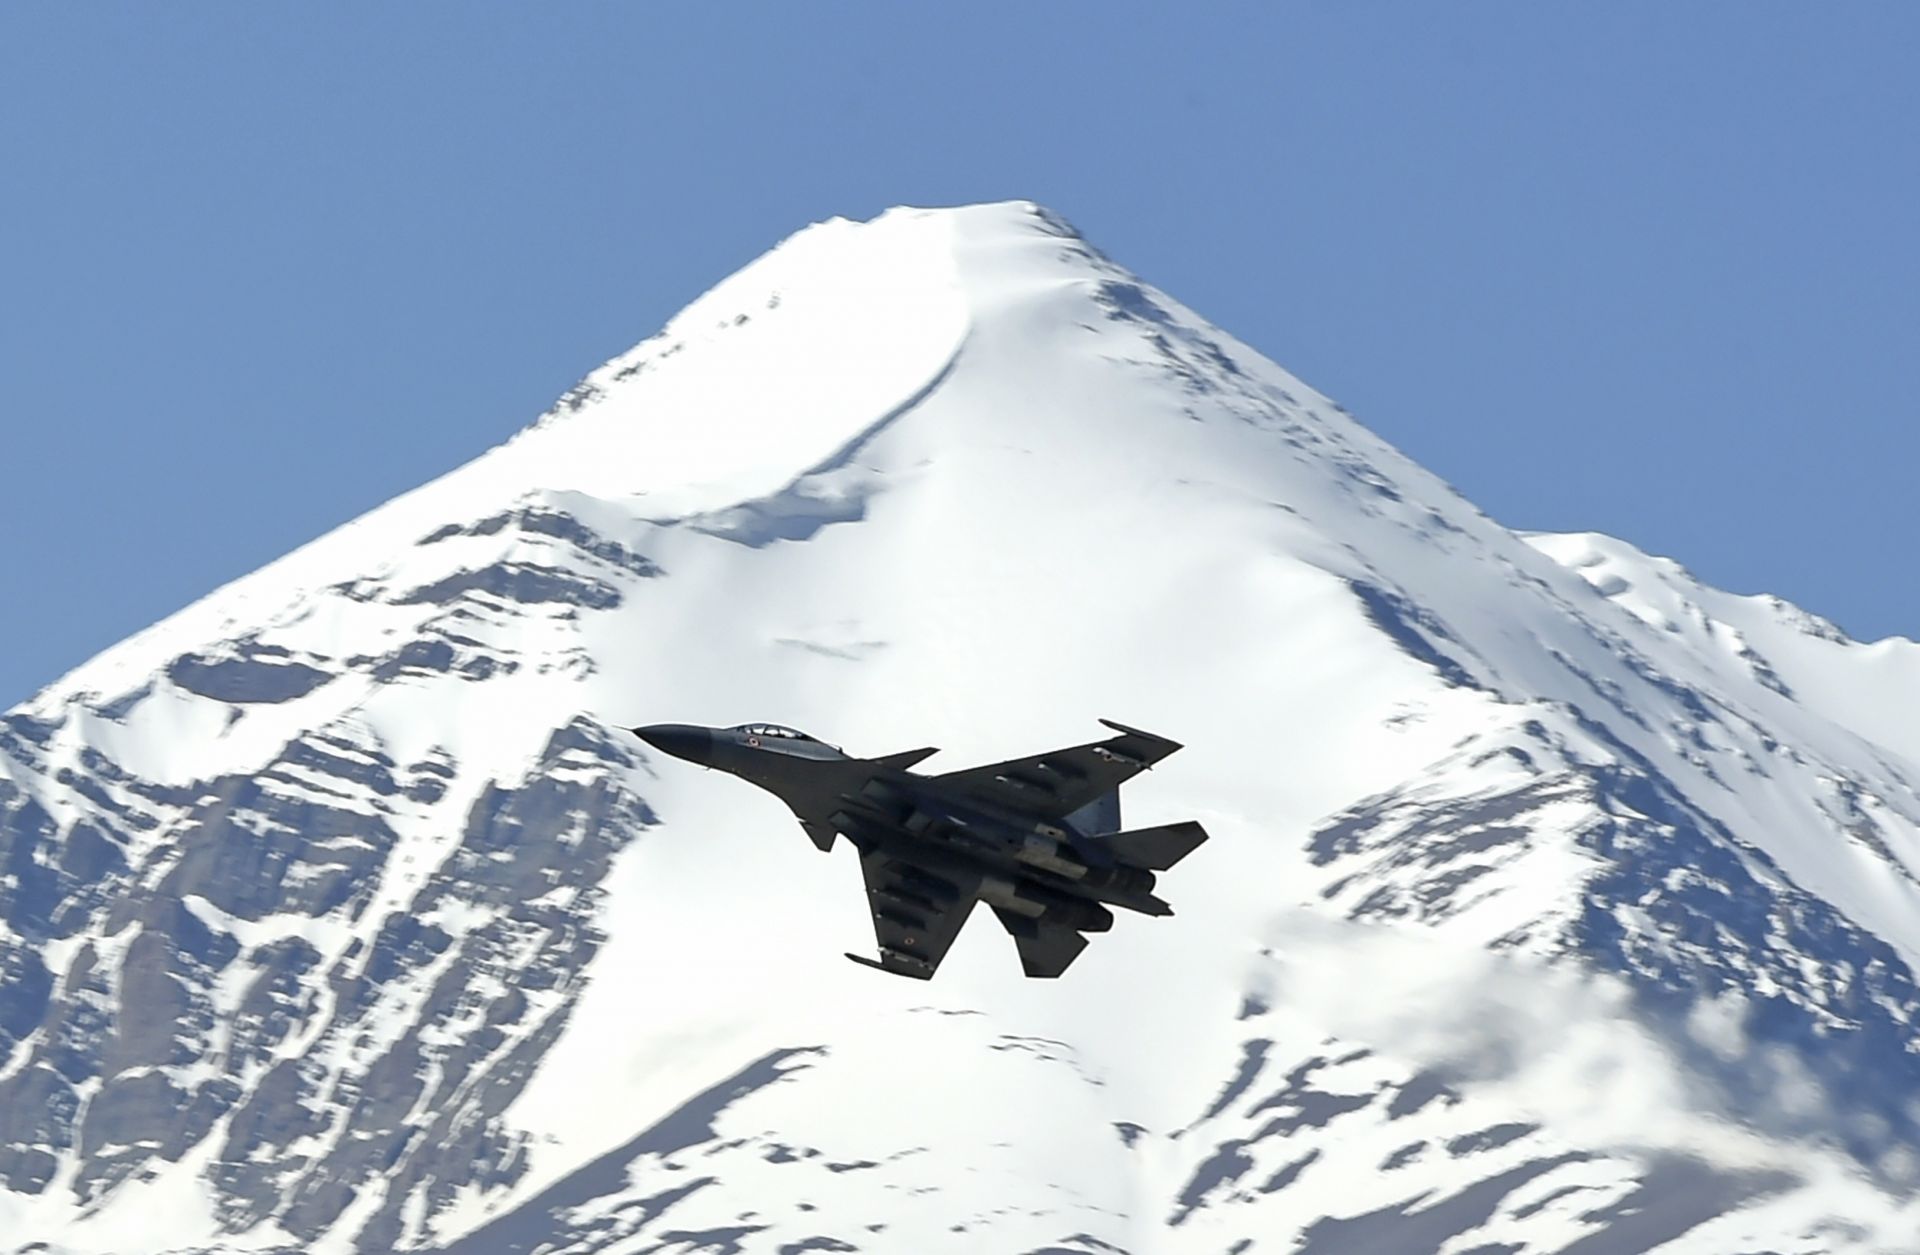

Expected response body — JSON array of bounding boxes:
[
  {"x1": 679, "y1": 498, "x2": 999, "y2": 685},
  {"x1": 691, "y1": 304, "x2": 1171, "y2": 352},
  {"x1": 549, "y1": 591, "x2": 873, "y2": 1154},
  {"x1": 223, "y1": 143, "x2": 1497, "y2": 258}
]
[{"x1": 632, "y1": 720, "x2": 1206, "y2": 979}]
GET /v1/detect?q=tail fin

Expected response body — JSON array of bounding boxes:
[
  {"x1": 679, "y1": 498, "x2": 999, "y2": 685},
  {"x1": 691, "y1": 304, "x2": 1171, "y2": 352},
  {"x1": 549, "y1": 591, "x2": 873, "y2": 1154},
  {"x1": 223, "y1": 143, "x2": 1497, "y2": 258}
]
[
  {"x1": 1093, "y1": 820, "x2": 1209, "y2": 871},
  {"x1": 1065, "y1": 788, "x2": 1122, "y2": 838}
]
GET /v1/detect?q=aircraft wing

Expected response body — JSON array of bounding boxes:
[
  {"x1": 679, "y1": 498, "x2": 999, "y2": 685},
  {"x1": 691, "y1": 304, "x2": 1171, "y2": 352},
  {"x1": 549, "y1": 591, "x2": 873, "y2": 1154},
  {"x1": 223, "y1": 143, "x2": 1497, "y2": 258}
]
[
  {"x1": 845, "y1": 849, "x2": 980, "y2": 980},
  {"x1": 931, "y1": 719, "x2": 1183, "y2": 822}
]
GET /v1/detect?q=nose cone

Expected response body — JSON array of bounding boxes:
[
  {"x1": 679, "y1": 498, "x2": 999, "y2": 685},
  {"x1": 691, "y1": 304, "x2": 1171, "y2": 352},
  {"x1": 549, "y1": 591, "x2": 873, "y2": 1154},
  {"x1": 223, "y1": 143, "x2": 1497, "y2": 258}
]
[{"x1": 631, "y1": 724, "x2": 715, "y2": 766}]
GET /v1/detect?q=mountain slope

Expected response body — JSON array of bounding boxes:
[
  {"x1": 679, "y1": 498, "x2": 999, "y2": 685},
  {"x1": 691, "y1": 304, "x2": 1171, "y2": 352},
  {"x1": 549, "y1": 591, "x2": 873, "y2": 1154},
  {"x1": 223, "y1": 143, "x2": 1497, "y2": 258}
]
[{"x1": 3, "y1": 201, "x2": 1917, "y2": 1253}]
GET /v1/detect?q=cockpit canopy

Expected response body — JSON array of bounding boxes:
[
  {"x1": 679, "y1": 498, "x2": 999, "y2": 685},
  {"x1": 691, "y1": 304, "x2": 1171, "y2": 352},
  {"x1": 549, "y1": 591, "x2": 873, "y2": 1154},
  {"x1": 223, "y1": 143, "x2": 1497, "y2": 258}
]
[{"x1": 730, "y1": 723, "x2": 822, "y2": 744}]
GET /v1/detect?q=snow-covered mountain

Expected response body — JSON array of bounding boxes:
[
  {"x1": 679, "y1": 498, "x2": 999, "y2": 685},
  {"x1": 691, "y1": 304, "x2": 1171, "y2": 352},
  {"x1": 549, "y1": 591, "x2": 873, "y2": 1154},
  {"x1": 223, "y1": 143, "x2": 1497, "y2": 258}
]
[{"x1": 5, "y1": 200, "x2": 1920, "y2": 1253}]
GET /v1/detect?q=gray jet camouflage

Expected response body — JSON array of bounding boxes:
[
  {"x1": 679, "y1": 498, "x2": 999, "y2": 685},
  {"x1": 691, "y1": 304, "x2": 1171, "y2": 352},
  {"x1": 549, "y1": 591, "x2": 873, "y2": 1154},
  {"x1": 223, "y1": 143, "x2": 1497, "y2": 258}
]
[{"x1": 631, "y1": 719, "x2": 1208, "y2": 979}]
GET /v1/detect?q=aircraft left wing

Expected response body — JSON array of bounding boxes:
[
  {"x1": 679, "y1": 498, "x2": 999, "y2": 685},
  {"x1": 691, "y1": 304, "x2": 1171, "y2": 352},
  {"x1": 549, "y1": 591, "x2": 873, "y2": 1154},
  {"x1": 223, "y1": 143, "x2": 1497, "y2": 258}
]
[
  {"x1": 846, "y1": 849, "x2": 979, "y2": 980},
  {"x1": 932, "y1": 719, "x2": 1183, "y2": 823}
]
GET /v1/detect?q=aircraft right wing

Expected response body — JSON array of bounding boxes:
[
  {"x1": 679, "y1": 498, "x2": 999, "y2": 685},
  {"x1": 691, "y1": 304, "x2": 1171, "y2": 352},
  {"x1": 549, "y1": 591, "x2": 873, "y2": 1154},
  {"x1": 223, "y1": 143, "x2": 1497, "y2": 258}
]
[
  {"x1": 930, "y1": 719, "x2": 1183, "y2": 822},
  {"x1": 846, "y1": 848, "x2": 979, "y2": 980}
]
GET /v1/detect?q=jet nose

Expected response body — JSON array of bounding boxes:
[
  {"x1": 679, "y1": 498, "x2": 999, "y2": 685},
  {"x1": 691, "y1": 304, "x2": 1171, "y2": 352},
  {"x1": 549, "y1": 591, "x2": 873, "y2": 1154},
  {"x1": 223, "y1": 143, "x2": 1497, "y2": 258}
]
[{"x1": 631, "y1": 724, "x2": 715, "y2": 766}]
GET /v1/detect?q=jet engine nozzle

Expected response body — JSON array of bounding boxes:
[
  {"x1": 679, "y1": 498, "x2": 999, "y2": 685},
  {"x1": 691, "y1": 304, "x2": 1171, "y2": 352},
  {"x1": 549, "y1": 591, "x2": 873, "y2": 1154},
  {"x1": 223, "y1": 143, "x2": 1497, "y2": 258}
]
[{"x1": 632, "y1": 724, "x2": 716, "y2": 766}]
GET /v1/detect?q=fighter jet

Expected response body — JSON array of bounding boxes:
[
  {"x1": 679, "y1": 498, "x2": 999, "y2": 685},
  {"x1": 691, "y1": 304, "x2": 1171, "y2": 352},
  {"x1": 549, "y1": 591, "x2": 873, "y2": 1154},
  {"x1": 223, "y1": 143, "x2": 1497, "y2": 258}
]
[{"x1": 630, "y1": 719, "x2": 1207, "y2": 980}]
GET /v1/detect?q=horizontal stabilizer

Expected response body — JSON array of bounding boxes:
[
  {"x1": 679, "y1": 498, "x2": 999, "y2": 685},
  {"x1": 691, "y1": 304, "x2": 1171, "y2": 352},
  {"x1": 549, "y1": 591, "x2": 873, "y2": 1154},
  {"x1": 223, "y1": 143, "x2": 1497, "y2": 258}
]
[
  {"x1": 991, "y1": 907, "x2": 1089, "y2": 979},
  {"x1": 873, "y1": 747, "x2": 939, "y2": 771},
  {"x1": 1093, "y1": 820, "x2": 1209, "y2": 871}
]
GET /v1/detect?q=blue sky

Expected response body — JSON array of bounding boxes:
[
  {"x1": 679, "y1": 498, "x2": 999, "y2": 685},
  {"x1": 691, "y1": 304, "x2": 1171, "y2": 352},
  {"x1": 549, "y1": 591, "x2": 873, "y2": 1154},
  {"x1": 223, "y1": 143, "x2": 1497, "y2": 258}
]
[{"x1": 3, "y1": 4, "x2": 1915, "y2": 707}]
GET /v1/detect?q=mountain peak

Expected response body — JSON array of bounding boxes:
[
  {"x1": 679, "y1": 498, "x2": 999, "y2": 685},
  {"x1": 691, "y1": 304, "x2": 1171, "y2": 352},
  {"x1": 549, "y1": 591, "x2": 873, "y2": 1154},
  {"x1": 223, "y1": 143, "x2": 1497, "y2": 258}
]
[
  {"x1": 551, "y1": 199, "x2": 1082, "y2": 419},
  {"x1": 7, "y1": 205, "x2": 1920, "y2": 1251}
]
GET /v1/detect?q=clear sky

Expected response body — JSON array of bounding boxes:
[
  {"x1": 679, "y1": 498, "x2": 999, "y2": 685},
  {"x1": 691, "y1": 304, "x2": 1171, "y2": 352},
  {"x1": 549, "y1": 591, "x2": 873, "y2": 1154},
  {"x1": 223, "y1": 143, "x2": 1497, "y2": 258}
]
[{"x1": 3, "y1": 5, "x2": 1916, "y2": 709}]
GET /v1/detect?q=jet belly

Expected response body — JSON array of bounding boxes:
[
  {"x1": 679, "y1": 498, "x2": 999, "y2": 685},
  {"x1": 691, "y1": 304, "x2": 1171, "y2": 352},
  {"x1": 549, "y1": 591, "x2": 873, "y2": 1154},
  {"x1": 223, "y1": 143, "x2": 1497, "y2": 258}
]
[
  {"x1": 831, "y1": 788, "x2": 1165, "y2": 919},
  {"x1": 945, "y1": 795, "x2": 1164, "y2": 908},
  {"x1": 977, "y1": 873, "x2": 1114, "y2": 933},
  {"x1": 844, "y1": 821, "x2": 1116, "y2": 940}
]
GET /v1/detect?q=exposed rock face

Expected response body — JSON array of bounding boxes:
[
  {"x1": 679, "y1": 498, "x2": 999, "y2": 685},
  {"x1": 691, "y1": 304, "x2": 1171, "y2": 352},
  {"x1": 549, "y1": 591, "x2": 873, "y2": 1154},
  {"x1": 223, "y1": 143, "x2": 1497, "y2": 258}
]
[
  {"x1": 1314, "y1": 723, "x2": 1920, "y2": 1165},
  {"x1": 0, "y1": 710, "x2": 653, "y2": 1236},
  {"x1": 168, "y1": 641, "x2": 334, "y2": 705}
]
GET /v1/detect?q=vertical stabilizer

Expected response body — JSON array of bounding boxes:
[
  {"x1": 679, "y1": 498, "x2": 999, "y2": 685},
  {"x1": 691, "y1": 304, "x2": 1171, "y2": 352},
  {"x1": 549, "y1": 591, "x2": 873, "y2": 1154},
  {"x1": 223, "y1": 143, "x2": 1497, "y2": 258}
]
[{"x1": 1064, "y1": 788, "x2": 1121, "y2": 837}]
